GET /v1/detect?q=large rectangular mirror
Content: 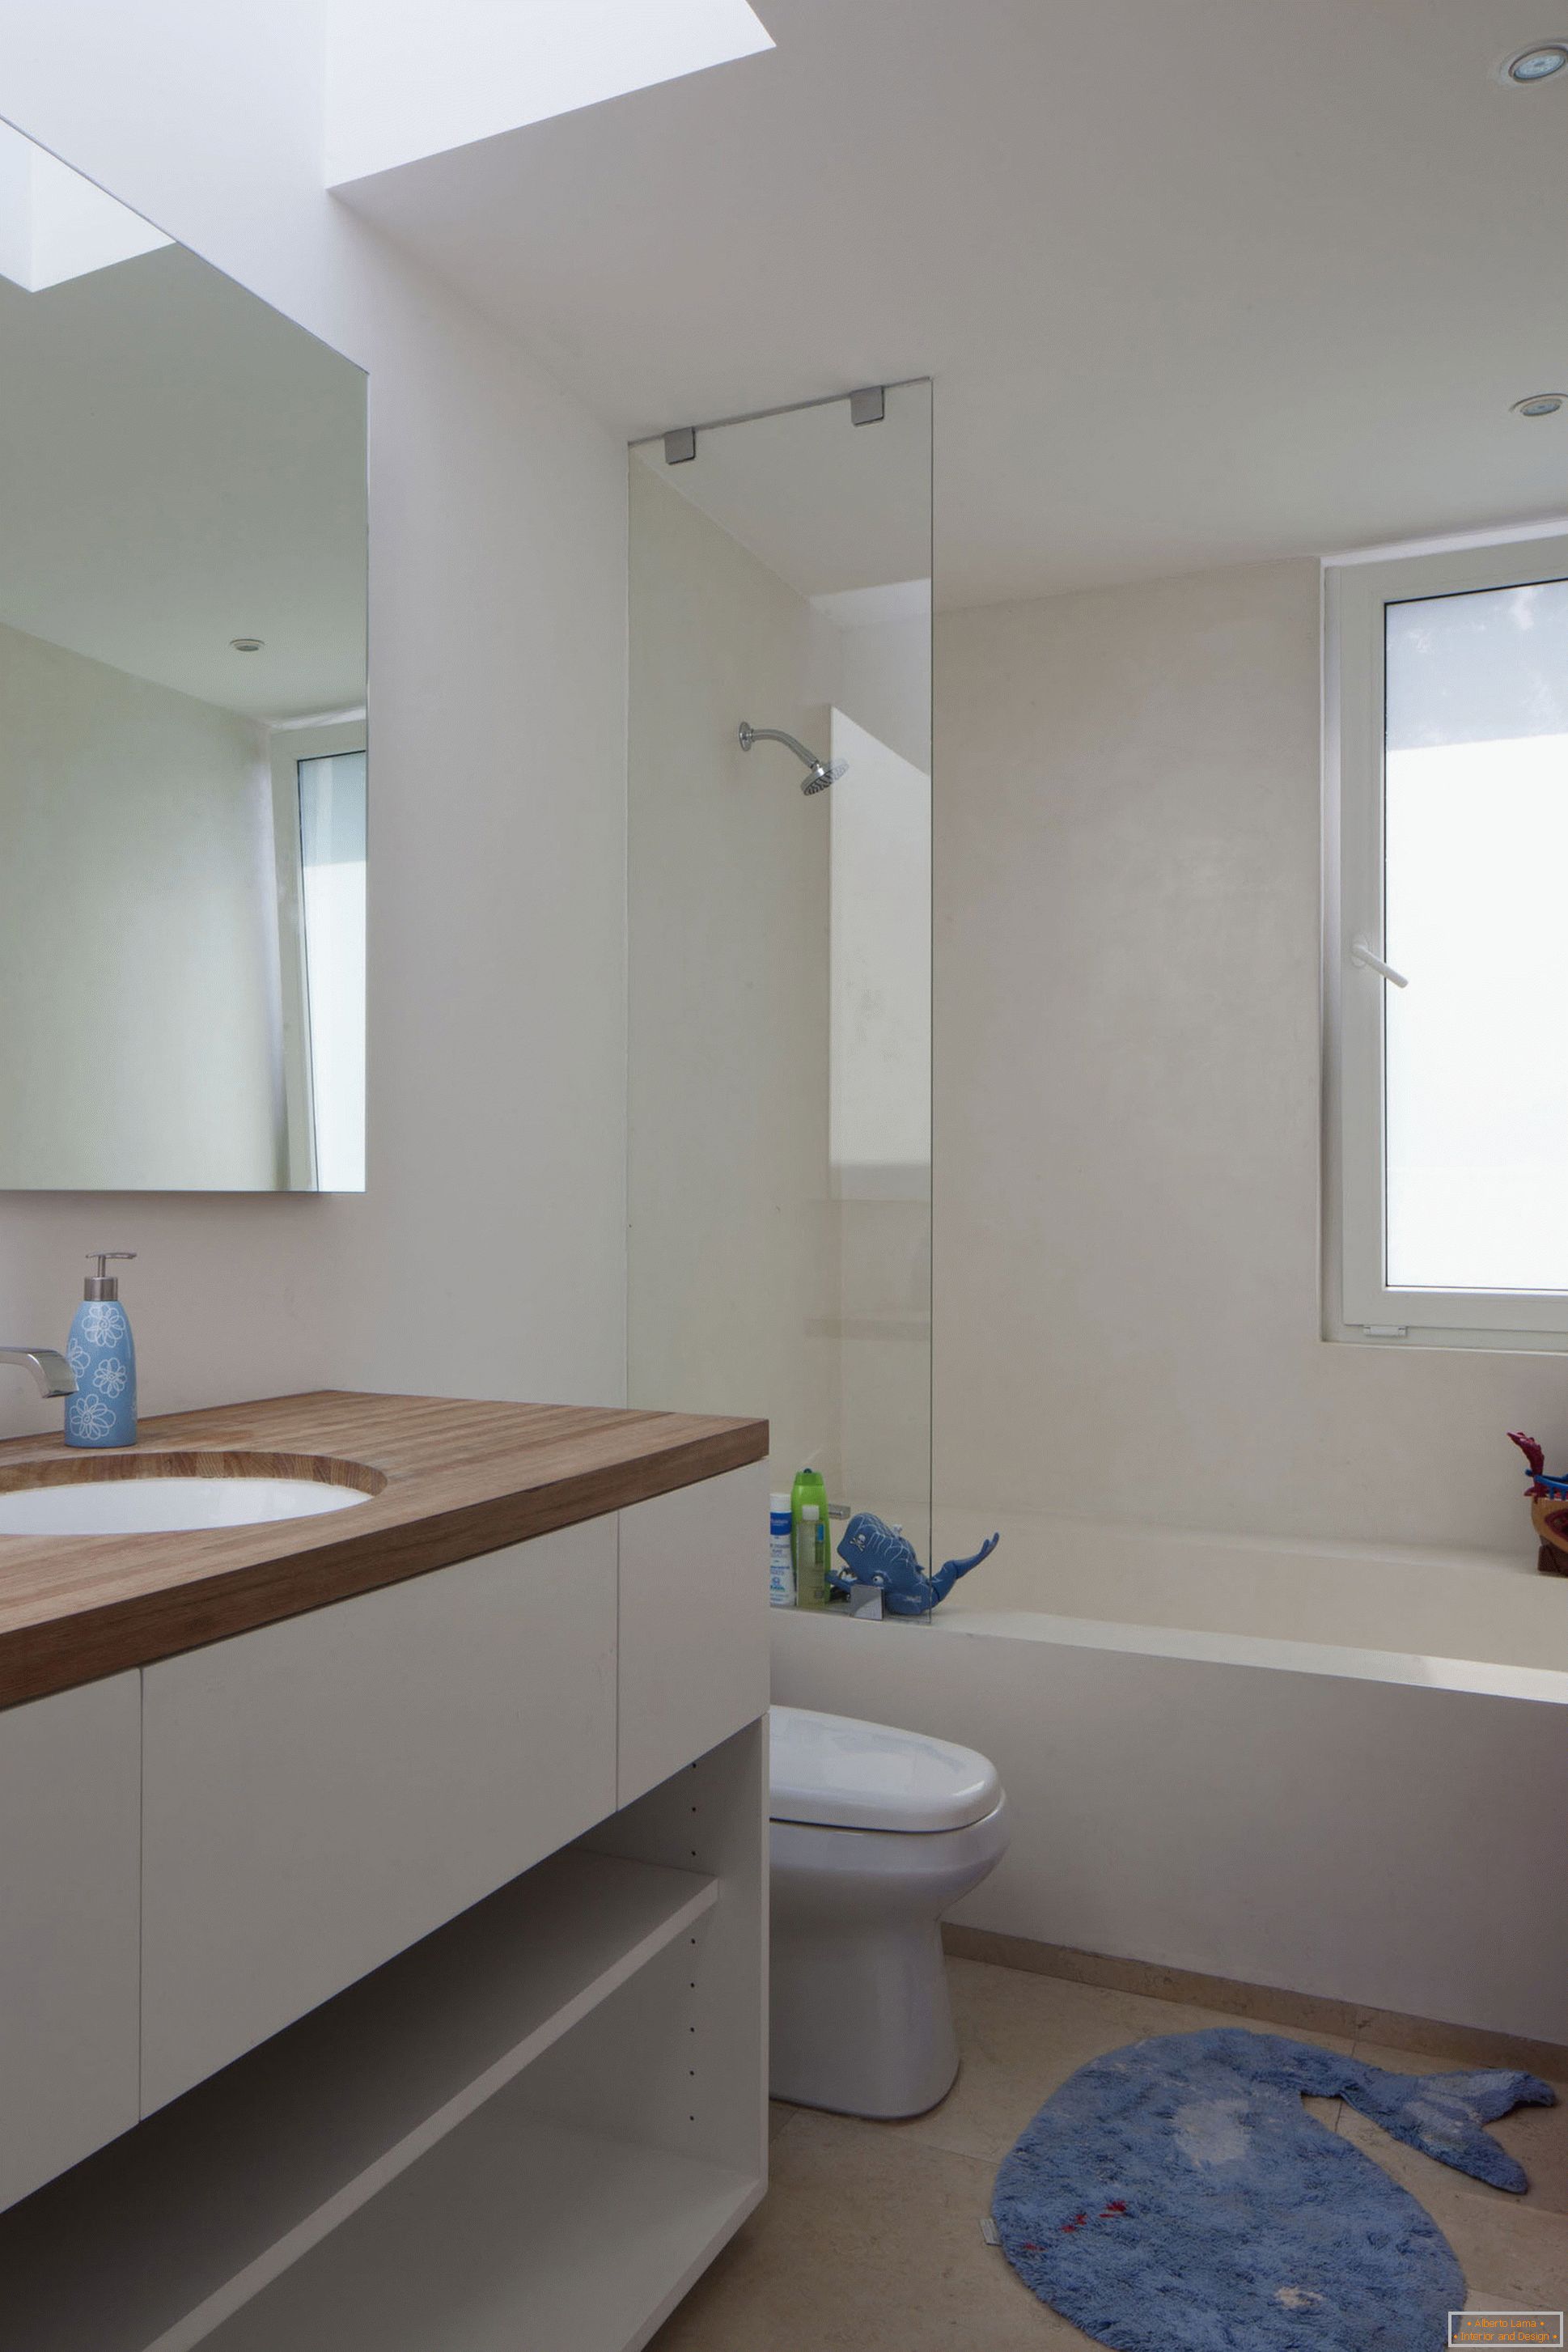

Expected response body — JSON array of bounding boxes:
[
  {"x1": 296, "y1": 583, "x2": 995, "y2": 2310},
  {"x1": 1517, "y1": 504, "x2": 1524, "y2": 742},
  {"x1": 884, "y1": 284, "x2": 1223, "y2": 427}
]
[{"x1": 0, "y1": 126, "x2": 367, "y2": 1190}]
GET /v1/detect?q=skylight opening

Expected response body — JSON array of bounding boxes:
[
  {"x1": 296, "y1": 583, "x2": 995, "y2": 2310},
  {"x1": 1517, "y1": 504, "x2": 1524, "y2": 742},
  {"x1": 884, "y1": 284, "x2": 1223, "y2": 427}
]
[{"x1": 325, "y1": 0, "x2": 775, "y2": 187}]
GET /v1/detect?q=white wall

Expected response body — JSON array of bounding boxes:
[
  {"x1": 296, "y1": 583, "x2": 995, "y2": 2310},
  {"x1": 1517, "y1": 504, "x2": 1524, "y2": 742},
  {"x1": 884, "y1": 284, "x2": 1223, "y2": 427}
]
[
  {"x1": 0, "y1": 0, "x2": 628, "y2": 1430},
  {"x1": 626, "y1": 459, "x2": 838, "y2": 1494},
  {"x1": 934, "y1": 557, "x2": 1567, "y2": 1562},
  {"x1": 0, "y1": 620, "x2": 281, "y2": 1192}
]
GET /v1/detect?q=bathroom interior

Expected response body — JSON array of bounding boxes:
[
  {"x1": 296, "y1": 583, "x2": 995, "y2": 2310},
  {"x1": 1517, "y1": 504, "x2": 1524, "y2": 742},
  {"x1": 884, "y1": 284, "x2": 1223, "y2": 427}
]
[{"x1": 0, "y1": 4, "x2": 1565, "y2": 2348}]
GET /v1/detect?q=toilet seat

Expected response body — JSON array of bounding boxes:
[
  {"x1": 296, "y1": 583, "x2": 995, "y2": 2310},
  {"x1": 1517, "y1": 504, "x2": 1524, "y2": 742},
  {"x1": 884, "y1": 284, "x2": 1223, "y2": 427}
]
[
  {"x1": 771, "y1": 1797, "x2": 1011, "y2": 1892},
  {"x1": 769, "y1": 1705, "x2": 1002, "y2": 1834}
]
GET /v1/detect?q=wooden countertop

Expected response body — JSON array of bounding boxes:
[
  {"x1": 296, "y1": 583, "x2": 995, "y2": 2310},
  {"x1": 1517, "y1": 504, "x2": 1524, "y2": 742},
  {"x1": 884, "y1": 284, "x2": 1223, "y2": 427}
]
[{"x1": 0, "y1": 1392, "x2": 768, "y2": 1711}]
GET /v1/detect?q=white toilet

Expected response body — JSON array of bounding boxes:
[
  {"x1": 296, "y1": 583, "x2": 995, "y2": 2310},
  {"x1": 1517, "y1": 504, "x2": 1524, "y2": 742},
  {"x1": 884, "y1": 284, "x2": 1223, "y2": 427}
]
[{"x1": 769, "y1": 1706, "x2": 1010, "y2": 2118}]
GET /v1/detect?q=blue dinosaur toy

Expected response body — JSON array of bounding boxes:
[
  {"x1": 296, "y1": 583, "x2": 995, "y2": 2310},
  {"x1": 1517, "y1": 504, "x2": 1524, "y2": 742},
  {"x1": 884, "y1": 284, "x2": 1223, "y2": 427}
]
[{"x1": 833, "y1": 1511, "x2": 999, "y2": 1617}]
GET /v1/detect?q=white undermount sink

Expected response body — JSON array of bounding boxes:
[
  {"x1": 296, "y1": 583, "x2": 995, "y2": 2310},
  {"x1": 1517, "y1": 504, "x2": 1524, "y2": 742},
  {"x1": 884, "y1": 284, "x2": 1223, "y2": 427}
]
[{"x1": 0, "y1": 1466, "x2": 375, "y2": 1536}]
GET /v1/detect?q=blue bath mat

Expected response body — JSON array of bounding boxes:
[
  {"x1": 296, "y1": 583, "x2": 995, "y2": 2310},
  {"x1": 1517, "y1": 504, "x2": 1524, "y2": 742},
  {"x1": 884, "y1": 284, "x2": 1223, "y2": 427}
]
[{"x1": 992, "y1": 2027, "x2": 1553, "y2": 2350}]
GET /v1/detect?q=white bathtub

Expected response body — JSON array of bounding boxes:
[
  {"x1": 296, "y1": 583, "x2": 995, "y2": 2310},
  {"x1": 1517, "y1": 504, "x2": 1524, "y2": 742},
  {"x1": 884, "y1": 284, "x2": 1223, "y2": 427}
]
[
  {"x1": 934, "y1": 1507, "x2": 1568, "y2": 1688},
  {"x1": 771, "y1": 1512, "x2": 1568, "y2": 2047}
]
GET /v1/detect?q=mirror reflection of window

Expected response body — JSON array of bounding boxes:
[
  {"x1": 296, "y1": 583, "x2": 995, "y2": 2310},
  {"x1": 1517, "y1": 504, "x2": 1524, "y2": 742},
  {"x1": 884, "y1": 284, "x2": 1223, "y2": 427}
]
[{"x1": 298, "y1": 750, "x2": 367, "y2": 1193}]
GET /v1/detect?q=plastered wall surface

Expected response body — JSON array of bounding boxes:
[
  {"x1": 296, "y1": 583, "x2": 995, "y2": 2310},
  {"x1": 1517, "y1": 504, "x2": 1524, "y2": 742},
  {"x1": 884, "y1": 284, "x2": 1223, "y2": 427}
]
[{"x1": 934, "y1": 559, "x2": 1566, "y2": 1560}]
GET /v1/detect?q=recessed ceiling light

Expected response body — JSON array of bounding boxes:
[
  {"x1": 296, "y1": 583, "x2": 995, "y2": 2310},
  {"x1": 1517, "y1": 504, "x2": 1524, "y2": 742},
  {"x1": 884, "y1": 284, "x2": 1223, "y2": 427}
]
[
  {"x1": 1512, "y1": 393, "x2": 1566, "y2": 417},
  {"x1": 230, "y1": 636, "x2": 265, "y2": 652},
  {"x1": 1502, "y1": 40, "x2": 1568, "y2": 82}
]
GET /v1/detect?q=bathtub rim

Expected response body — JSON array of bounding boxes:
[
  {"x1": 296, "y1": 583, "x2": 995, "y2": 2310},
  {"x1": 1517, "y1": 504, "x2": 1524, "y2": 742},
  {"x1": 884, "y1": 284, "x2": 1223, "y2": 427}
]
[{"x1": 808, "y1": 1600, "x2": 1568, "y2": 1707}]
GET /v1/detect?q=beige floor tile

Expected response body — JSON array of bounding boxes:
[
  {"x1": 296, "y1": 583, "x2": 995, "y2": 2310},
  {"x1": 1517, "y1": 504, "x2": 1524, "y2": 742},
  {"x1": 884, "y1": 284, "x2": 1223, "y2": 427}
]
[
  {"x1": 1302, "y1": 2093, "x2": 1345, "y2": 2132},
  {"x1": 651, "y1": 2108, "x2": 1098, "y2": 2350},
  {"x1": 657, "y1": 1961, "x2": 1502, "y2": 2349},
  {"x1": 878, "y1": 1956, "x2": 1351, "y2": 2168},
  {"x1": 769, "y1": 2100, "x2": 801, "y2": 2143},
  {"x1": 1347, "y1": 2038, "x2": 1568, "y2": 2218}
]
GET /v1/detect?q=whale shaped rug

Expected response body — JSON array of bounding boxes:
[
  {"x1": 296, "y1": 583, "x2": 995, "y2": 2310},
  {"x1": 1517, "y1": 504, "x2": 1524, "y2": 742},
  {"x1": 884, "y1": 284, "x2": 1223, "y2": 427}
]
[{"x1": 991, "y1": 2027, "x2": 1554, "y2": 2350}]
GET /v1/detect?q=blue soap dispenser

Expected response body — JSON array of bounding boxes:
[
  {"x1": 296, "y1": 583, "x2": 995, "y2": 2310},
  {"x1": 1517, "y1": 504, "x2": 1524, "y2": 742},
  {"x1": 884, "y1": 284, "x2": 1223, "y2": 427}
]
[{"x1": 66, "y1": 1251, "x2": 137, "y2": 1448}]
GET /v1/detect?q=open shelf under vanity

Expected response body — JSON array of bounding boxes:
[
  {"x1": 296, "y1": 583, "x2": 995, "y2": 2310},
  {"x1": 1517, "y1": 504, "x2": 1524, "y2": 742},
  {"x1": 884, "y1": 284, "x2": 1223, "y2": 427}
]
[{"x1": 0, "y1": 1723, "x2": 766, "y2": 2352}]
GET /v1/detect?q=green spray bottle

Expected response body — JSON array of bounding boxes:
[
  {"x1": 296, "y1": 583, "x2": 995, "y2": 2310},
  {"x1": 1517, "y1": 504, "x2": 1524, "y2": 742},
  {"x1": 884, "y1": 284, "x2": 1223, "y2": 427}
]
[{"x1": 790, "y1": 1466, "x2": 832, "y2": 1609}]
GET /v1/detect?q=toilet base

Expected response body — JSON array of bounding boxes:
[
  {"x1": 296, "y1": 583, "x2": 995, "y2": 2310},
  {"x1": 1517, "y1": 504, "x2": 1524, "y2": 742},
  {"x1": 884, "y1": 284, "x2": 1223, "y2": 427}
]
[
  {"x1": 769, "y1": 1799, "x2": 1009, "y2": 2118},
  {"x1": 772, "y1": 1913, "x2": 960, "y2": 2117}
]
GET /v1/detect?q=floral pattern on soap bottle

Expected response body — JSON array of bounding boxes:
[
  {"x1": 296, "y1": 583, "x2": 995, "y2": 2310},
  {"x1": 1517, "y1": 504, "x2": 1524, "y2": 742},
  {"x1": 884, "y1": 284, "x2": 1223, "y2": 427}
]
[{"x1": 66, "y1": 1295, "x2": 136, "y2": 1447}]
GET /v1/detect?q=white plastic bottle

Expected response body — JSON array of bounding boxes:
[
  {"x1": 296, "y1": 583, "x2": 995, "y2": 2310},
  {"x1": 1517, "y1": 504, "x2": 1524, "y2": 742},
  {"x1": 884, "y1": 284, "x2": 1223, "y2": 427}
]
[{"x1": 769, "y1": 1492, "x2": 796, "y2": 1607}]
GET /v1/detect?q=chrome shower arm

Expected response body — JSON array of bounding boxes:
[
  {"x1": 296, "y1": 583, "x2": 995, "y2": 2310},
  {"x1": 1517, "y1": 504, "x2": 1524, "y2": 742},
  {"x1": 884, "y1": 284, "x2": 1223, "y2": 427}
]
[
  {"x1": 737, "y1": 720, "x2": 846, "y2": 794},
  {"x1": 738, "y1": 722, "x2": 819, "y2": 768}
]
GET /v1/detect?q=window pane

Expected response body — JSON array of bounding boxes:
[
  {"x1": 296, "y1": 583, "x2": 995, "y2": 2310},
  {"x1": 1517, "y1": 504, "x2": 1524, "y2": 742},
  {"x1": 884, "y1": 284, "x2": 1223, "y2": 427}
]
[
  {"x1": 1384, "y1": 579, "x2": 1568, "y2": 1290},
  {"x1": 299, "y1": 750, "x2": 366, "y2": 1191}
]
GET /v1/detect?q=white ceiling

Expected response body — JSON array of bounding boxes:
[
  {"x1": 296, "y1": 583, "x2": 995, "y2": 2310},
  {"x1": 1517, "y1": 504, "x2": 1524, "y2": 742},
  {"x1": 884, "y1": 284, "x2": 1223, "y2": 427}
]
[
  {"x1": 0, "y1": 239, "x2": 366, "y2": 720},
  {"x1": 338, "y1": 0, "x2": 1568, "y2": 608}
]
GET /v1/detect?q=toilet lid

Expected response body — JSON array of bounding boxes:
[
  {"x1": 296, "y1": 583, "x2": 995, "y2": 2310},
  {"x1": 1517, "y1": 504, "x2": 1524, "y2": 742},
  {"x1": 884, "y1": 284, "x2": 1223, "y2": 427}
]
[{"x1": 769, "y1": 1706, "x2": 1002, "y2": 1833}]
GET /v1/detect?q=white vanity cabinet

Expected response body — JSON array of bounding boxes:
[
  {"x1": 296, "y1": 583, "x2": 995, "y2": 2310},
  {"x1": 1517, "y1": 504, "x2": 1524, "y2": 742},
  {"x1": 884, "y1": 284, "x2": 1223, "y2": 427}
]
[
  {"x1": 617, "y1": 1464, "x2": 769, "y2": 1807},
  {"x1": 0, "y1": 1422, "x2": 769, "y2": 2352},
  {"x1": 141, "y1": 1516, "x2": 620, "y2": 2113},
  {"x1": 0, "y1": 1672, "x2": 140, "y2": 2210}
]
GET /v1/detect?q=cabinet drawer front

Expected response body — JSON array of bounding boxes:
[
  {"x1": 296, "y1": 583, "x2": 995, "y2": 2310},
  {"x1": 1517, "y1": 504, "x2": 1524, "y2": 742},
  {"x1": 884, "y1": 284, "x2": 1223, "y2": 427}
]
[
  {"x1": 0, "y1": 1673, "x2": 140, "y2": 2213},
  {"x1": 141, "y1": 1519, "x2": 617, "y2": 2113},
  {"x1": 617, "y1": 1464, "x2": 769, "y2": 1807}
]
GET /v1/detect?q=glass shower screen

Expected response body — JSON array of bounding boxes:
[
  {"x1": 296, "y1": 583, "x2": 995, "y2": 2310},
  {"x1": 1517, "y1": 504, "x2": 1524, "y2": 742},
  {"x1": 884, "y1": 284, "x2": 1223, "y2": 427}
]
[{"x1": 627, "y1": 383, "x2": 934, "y2": 1596}]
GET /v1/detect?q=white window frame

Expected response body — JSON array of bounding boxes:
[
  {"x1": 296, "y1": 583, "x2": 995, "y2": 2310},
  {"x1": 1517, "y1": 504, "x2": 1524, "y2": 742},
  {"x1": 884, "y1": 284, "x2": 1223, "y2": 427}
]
[
  {"x1": 268, "y1": 716, "x2": 367, "y2": 1192},
  {"x1": 1325, "y1": 525, "x2": 1568, "y2": 1349}
]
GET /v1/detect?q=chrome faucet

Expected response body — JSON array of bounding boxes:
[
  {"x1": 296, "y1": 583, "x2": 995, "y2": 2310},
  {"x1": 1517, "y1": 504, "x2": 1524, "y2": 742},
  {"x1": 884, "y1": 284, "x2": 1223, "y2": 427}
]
[{"x1": 0, "y1": 1348, "x2": 77, "y2": 1398}]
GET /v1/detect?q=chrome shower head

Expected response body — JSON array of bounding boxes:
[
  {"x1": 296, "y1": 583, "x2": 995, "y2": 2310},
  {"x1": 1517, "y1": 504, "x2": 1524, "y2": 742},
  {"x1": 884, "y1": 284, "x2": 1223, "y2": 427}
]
[{"x1": 738, "y1": 721, "x2": 847, "y2": 795}]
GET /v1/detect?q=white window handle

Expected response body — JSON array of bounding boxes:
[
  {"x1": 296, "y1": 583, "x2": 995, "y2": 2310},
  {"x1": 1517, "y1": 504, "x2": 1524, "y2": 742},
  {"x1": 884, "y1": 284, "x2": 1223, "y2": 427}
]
[{"x1": 1350, "y1": 939, "x2": 1409, "y2": 989}]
